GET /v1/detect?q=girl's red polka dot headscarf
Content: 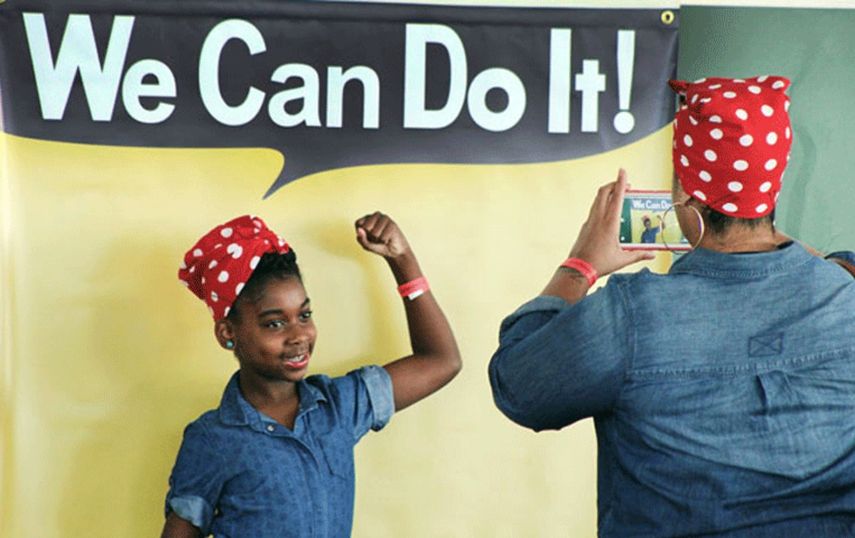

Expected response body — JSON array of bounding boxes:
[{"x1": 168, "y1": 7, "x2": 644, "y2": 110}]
[
  {"x1": 178, "y1": 215, "x2": 290, "y2": 320},
  {"x1": 671, "y1": 76, "x2": 792, "y2": 218}
]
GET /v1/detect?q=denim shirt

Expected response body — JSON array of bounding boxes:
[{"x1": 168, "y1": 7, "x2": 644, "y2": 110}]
[
  {"x1": 165, "y1": 365, "x2": 394, "y2": 537},
  {"x1": 489, "y1": 243, "x2": 855, "y2": 536}
]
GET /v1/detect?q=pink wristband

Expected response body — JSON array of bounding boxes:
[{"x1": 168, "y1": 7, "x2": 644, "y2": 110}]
[
  {"x1": 560, "y1": 258, "x2": 598, "y2": 287},
  {"x1": 397, "y1": 276, "x2": 430, "y2": 300}
]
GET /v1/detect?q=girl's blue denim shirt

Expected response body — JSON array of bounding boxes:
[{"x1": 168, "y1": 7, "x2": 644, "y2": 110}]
[
  {"x1": 165, "y1": 365, "x2": 394, "y2": 537},
  {"x1": 490, "y1": 242, "x2": 855, "y2": 536}
]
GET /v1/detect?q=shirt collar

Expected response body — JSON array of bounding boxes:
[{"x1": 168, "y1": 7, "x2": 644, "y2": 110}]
[
  {"x1": 669, "y1": 240, "x2": 811, "y2": 279},
  {"x1": 217, "y1": 371, "x2": 327, "y2": 429}
]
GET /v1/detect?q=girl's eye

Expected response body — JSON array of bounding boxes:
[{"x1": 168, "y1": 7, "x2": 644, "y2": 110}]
[
  {"x1": 300, "y1": 310, "x2": 313, "y2": 321},
  {"x1": 265, "y1": 320, "x2": 285, "y2": 329}
]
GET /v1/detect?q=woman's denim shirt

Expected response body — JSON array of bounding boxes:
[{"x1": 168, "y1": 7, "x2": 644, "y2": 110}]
[{"x1": 490, "y1": 243, "x2": 855, "y2": 536}]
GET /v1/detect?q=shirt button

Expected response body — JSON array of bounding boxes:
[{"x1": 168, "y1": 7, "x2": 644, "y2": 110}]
[{"x1": 266, "y1": 425, "x2": 275, "y2": 432}]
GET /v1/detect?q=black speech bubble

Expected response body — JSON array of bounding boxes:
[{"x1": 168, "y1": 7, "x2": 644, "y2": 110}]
[{"x1": 0, "y1": 0, "x2": 679, "y2": 197}]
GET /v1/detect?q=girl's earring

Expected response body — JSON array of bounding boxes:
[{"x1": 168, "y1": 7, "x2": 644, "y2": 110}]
[{"x1": 225, "y1": 340, "x2": 235, "y2": 349}]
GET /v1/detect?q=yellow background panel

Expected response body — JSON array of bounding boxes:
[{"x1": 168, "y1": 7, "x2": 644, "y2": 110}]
[{"x1": 0, "y1": 126, "x2": 672, "y2": 537}]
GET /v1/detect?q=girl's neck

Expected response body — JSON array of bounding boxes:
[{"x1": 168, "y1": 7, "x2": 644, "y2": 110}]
[{"x1": 237, "y1": 372, "x2": 301, "y2": 428}]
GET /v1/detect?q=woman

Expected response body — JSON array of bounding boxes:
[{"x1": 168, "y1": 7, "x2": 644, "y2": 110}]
[{"x1": 489, "y1": 76, "x2": 855, "y2": 536}]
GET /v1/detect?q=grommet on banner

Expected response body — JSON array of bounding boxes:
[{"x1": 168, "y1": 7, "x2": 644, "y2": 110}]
[{"x1": 661, "y1": 10, "x2": 675, "y2": 25}]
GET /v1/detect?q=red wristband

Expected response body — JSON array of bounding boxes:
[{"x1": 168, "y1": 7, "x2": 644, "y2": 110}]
[
  {"x1": 397, "y1": 276, "x2": 430, "y2": 300},
  {"x1": 560, "y1": 258, "x2": 598, "y2": 287}
]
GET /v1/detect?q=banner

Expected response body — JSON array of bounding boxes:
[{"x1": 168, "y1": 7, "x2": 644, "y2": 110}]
[
  {"x1": 1, "y1": 1, "x2": 677, "y2": 192},
  {"x1": 0, "y1": 1, "x2": 678, "y2": 536}
]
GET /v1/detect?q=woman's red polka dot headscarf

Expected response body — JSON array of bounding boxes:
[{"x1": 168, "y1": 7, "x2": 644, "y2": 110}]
[
  {"x1": 671, "y1": 75, "x2": 792, "y2": 218},
  {"x1": 178, "y1": 215, "x2": 291, "y2": 320}
]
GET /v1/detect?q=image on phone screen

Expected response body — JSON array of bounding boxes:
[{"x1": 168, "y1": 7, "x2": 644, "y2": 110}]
[{"x1": 620, "y1": 190, "x2": 690, "y2": 251}]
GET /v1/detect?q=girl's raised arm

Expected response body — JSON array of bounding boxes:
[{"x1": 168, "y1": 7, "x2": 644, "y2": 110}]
[{"x1": 355, "y1": 212, "x2": 461, "y2": 411}]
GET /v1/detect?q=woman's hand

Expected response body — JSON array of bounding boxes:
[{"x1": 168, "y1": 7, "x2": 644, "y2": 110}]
[
  {"x1": 568, "y1": 168, "x2": 655, "y2": 276},
  {"x1": 355, "y1": 211, "x2": 412, "y2": 260}
]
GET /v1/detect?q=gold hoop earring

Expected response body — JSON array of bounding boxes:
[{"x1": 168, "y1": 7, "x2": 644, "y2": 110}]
[{"x1": 662, "y1": 202, "x2": 705, "y2": 251}]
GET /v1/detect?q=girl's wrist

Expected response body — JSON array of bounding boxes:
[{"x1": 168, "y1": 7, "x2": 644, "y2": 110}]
[{"x1": 387, "y1": 250, "x2": 421, "y2": 283}]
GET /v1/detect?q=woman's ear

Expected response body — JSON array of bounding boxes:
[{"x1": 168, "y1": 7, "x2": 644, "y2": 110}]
[{"x1": 214, "y1": 319, "x2": 236, "y2": 350}]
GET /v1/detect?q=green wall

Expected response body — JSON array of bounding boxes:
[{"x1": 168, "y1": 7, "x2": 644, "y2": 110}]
[{"x1": 679, "y1": 6, "x2": 855, "y2": 253}]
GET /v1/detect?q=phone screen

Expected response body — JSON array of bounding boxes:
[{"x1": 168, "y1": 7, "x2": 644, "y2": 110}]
[{"x1": 620, "y1": 190, "x2": 690, "y2": 251}]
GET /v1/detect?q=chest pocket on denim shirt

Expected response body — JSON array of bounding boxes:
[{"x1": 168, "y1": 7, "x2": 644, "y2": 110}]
[{"x1": 316, "y1": 433, "x2": 355, "y2": 479}]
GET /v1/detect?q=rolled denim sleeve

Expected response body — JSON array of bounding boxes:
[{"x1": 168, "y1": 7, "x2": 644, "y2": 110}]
[
  {"x1": 335, "y1": 365, "x2": 395, "y2": 442},
  {"x1": 489, "y1": 280, "x2": 632, "y2": 431},
  {"x1": 164, "y1": 421, "x2": 226, "y2": 534}
]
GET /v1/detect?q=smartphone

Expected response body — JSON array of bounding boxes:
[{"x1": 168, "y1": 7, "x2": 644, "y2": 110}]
[{"x1": 619, "y1": 190, "x2": 690, "y2": 251}]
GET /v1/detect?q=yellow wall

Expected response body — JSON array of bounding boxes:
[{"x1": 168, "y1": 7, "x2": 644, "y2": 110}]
[{"x1": 0, "y1": 126, "x2": 673, "y2": 536}]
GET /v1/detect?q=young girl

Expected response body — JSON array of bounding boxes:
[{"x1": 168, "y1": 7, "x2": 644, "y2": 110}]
[{"x1": 162, "y1": 212, "x2": 461, "y2": 538}]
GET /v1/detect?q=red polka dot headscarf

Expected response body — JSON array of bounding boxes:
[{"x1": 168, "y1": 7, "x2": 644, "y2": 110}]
[
  {"x1": 670, "y1": 76, "x2": 792, "y2": 218},
  {"x1": 178, "y1": 215, "x2": 291, "y2": 320}
]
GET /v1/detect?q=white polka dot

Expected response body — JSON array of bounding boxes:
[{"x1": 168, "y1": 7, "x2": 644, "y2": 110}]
[
  {"x1": 220, "y1": 227, "x2": 233, "y2": 238},
  {"x1": 700, "y1": 97, "x2": 712, "y2": 104},
  {"x1": 766, "y1": 132, "x2": 778, "y2": 145},
  {"x1": 757, "y1": 75, "x2": 769, "y2": 83},
  {"x1": 224, "y1": 306, "x2": 230, "y2": 317},
  {"x1": 785, "y1": 127, "x2": 791, "y2": 139},
  {"x1": 764, "y1": 159, "x2": 778, "y2": 171},
  {"x1": 179, "y1": 279, "x2": 189, "y2": 287},
  {"x1": 733, "y1": 79, "x2": 745, "y2": 83},
  {"x1": 214, "y1": 243, "x2": 222, "y2": 250},
  {"x1": 189, "y1": 266, "x2": 196, "y2": 274},
  {"x1": 709, "y1": 84, "x2": 722, "y2": 90},
  {"x1": 689, "y1": 115, "x2": 699, "y2": 126},
  {"x1": 710, "y1": 128, "x2": 723, "y2": 140},
  {"x1": 218, "y1": 270, "x2": 229, "y2": 283},
  {"x1": 739, "y1": 134, "x2": 753, "y2": 147},
  {"x1": 722, "y1": 203, "x2": 738, "y2": 213},
  {"x1": 699, "y1": 170, "x2": 712, "y2": 182},
  {"x1": 683, "y1": 134, "x2": 693, "y2": 147},
  {"x1": 755, "y1": 203, "x2": 769, "y2": 214},
  {"x1": 208, "y1": 260, "x2": 218, "y2": 269},
  {"x1": 735, "y1": 109, "x2": 748, "y2": 120},
  {"x1": 695, "y1": 77, "x2": 707, "y2": 83},
  {"x1": 723, "y1": 91, "x2": 737, "y2": 99},
  {"x1": 709, "y1": 115, "x2": 722, "y2": 123},
  {"x1": 728, "y1": 181, "x2": 744, "y2": 192},
  {"x1": 201, "y1": 276, "x2": 206, "y2": 285},
  {"x1": 772, "y1": 80, "x2": 786, "y2": 89},
  {"x1": 227, "y1": 243, "x2": 243, "y2": 259},
  {"x1": 179, "y1": 261, "x2": 187, "y2": 270},
  {"x1": 748, "y1": 85, "x2": 761, "y2": 94},
  {"x1": 691, "y1": 94, "x2": 699, "y2": 104},
  {"x1": 785, "y1": 100, "x2": 791, "y2": 112},
  {"x1": 704, "y1": 149, "x2": 717, "y2": 161},
  {"x1": 681, "y1": 155, "x2": 689, "y2": 167},
  {"x1": 759, "y1": 182, "x2": 772, "y2": 193},
  {"x1": 235, "y1": 282, "x2": 245, "y2": 295},
  {"x1": 733, "y1": 160, "x2": 749, "y2": 171},
  {"x1": 193, "y1": 248, "x2": 203, "y2": 258},
  {"x1": 250, "y1": 256, "x2": 261, "y2": 269},
  {"x1": 211, "y1": 291, "x2": 219, "y2": 302},
  {"x1": 761, "y1": 105, "x2": 774, "y2": 117},
  {"x1": 693, "y1": 190, "x2": 707, "y2": 201},
  {"x1": 278, "y1": 239, "x2": 286, "y2": 247}
]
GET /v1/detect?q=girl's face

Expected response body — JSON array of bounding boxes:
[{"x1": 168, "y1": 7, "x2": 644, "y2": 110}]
[{"x1": 226, "y1": 276, "x2": 317, "y2": 384}]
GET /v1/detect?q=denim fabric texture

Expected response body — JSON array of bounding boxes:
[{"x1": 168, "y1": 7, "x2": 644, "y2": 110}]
[
  {"x1": 165, "y1": 365, "x2": 394, "y2": 537},
  {"x1": 490, "y1": 243, "x2": 855, "y2": 537}
]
